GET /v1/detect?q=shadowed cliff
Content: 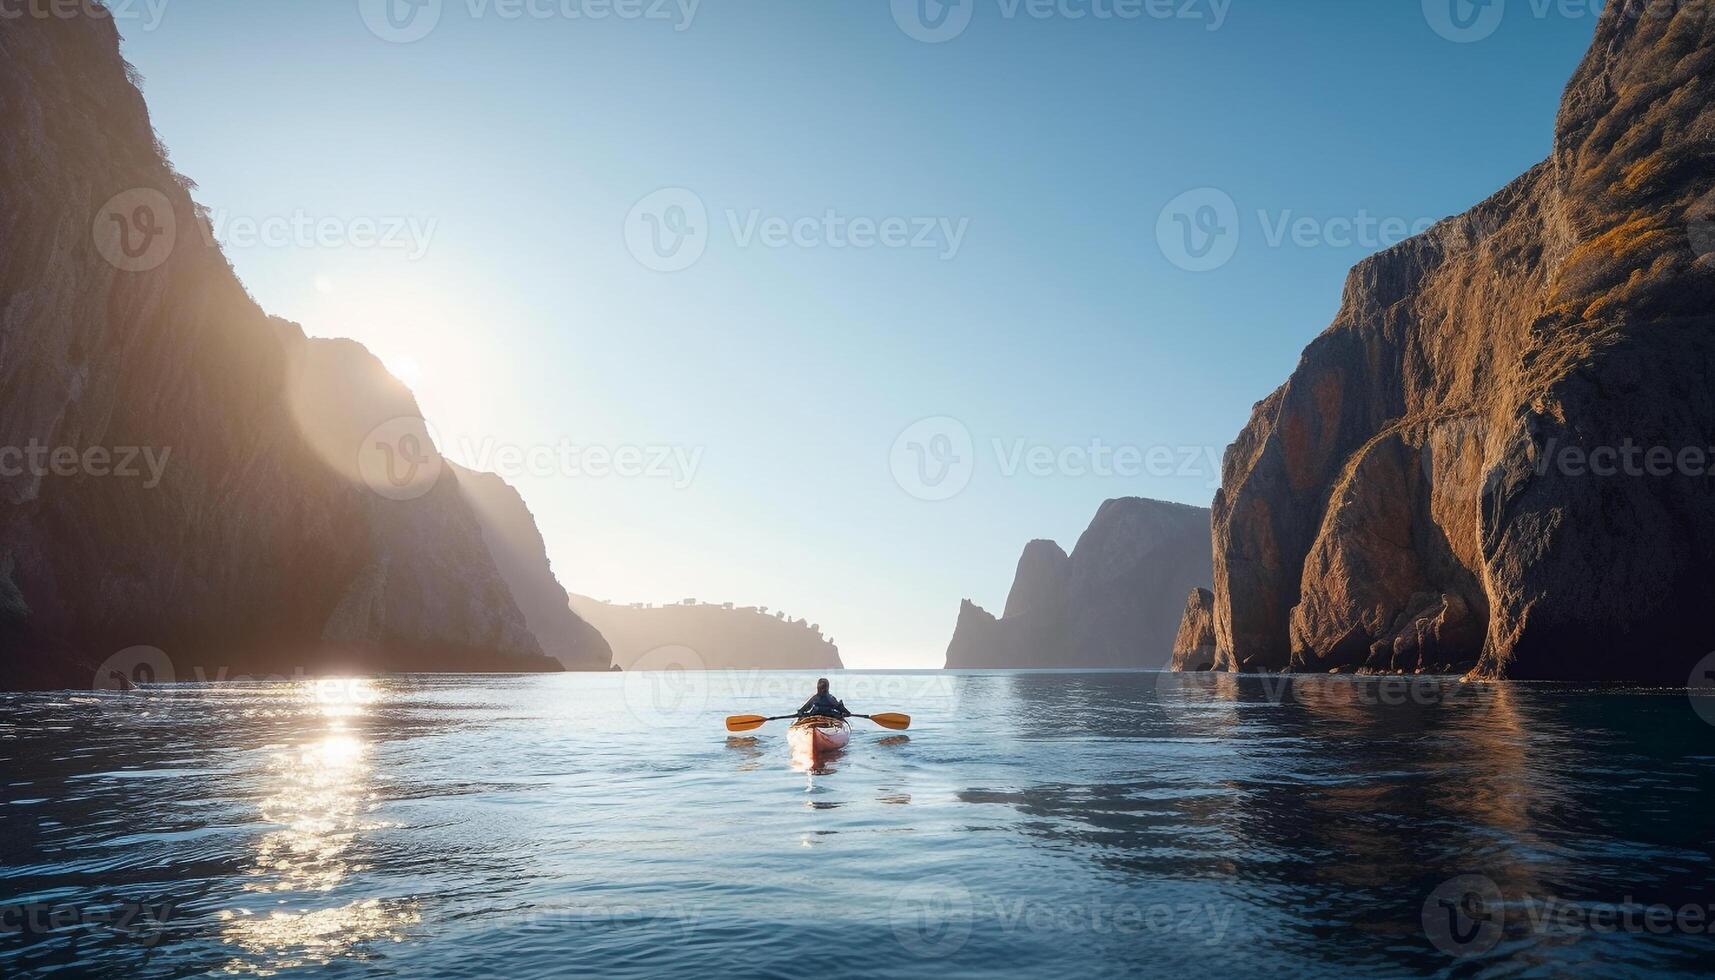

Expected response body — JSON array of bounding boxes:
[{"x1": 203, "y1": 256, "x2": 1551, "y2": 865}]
[
  {"x1": 455, "y1": 464, "x2": 611, "y2": 671},
  {"x1": 0, "y1": 11, "x2": 584, "y2": 687}
]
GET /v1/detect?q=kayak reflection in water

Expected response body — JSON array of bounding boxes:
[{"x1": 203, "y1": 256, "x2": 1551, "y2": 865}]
[{"x1": 796, "y1": 677, "x2": 852, "y2": 720}]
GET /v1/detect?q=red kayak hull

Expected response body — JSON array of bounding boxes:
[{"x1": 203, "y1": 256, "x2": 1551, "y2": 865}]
[{"x1": 788, "y1": 717, "x2": 850, "y2": 764}]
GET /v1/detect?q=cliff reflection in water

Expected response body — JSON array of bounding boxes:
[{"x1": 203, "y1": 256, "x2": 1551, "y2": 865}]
[{"x1": 951, "y1": 671, "x2": 1715, "y2": 971}]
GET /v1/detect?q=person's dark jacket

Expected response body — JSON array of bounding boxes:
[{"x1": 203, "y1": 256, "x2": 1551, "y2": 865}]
[{"x1": 796, "y1": 692, "x2": 850, "y2": 719}]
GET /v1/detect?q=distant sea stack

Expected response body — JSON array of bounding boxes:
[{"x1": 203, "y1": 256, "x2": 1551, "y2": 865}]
[
  {"x1": 570, "y1": 597, "x2": 843, "y2": 670},
  {"x1": 945, "y1": 498, "x2": 1213, "y2": 668},
  {"x1": 0, "y1": 12, "x2": 570, "y2": 687},
  {"x1": 1170, "y1": 588, "x2": 1217, "y2": 672},
  {"x1": 1196, "y1": 5, "x2": 1715, "y2": 681}
]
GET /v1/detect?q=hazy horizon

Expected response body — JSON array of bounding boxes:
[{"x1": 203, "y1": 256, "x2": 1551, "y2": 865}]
[{"x1": 115, "y1": 0, "x2": 1598, "y2": 667}]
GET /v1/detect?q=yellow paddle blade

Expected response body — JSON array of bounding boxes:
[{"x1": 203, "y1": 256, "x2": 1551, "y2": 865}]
[
  {"x1": 868, "y1": 712, "x2": 911, "y2": 730},
  {"x1": 725, "y1": 715, "x2": 768, "y2": 732}
]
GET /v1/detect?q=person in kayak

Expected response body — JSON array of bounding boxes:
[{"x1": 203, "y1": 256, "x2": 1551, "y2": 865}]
[{"x1": 796, "y1": 678, "x2": 851, "y2": 720}]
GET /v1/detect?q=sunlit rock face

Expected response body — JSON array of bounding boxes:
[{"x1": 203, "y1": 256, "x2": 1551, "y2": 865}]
[
  {"x1": 946, "y1": 498, "x2": 1214, "y2": 668},
  {"x1": 1208, "y1": 5, "x2": 1715, "y2": 681},
  {"x1": 1170, "y1": 588, "x2": 1217, "y2": 672},
  {"x1": 0, "y1": 13, "x2": 561, "y2": 687}
]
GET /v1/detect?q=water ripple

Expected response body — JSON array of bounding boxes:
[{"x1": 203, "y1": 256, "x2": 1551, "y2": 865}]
[{"x1": 2, "y1": 672, "x2": 1713, "y2": 978}]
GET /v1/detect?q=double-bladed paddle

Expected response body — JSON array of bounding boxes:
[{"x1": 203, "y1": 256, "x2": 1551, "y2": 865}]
[{"x1": 725, "y1": 712, "x2": 911, "y2": 732}]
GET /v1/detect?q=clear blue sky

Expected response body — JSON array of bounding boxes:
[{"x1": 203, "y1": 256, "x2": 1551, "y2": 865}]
[{"x1": 118, "y1": 0, "x2": 1598, "y2": 667}]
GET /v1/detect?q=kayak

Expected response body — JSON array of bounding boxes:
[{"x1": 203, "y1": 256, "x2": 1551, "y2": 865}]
[{"x1": 788, "y1": 715, "x2": 850, "y2": 764}]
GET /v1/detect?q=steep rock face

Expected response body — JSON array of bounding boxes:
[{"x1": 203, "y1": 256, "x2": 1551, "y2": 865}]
[
  {"x1": 1170, "y1": 588, "x2": 1217, "y2": 672},
  {"x1": 286, "y1": 339, "x2": 549, "y2": 667},
  {"x1": 1002, "y1": 540, "x2": 1070, "y2": 619},
  {"x1": 0, "y1": 12, "x2": 561, "y2": 686},
  {"x1": 945, "y1": 498, "x2": 1214, "y2": 668},
  {"x1": 1209, "y1": 5, "x2": 1715, "y2": 681},
  {"x1": 944, "y1": 597, "x2": 1032, "y2": 668},
  {"x1": 569, "y1": 596, "x2": 843, "y2": 670},
  {"x1": 454, "y1": 464, "x2": 612, "y2": 670}
]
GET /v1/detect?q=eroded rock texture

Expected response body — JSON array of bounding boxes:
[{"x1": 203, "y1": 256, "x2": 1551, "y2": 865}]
[
  {"x1": 1207, "y1": 4, "x2": 1715, "y2": 680},
  {"x1": 947, "y1": 498, "x2": 1213, "y2": 668},
  {"x1": 1170, "y1": 588, "x2": 1217, "y2": 672}
]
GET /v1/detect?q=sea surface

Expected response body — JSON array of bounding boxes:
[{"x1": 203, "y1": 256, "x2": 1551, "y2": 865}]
[{"x1": 3, "y1": 670, "x2": 1714, "y2": 978}]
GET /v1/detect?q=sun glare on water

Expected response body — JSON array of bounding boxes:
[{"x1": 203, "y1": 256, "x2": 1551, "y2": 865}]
[{"x1": 217, "y1": 677, "x2": 416, "y2": 974}]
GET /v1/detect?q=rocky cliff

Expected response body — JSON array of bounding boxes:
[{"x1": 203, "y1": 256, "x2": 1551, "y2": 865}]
[
  {"x1": 945, "y1": 498, "x2": 1213, "y2": 668},
  {"x1": 1170, "y1": 588, "x2": 1217, "y2": 672},
  {"x1": 1001, "y1": 540, "x2": 1071, "y2": 619},
  {"x1": 0, "y1": 11, "x2": 575, "y2": 687},
  {"x1": 454, "y1": 465, "x2": 611, "y2": 670},
  {"x1": 570, "y1": 596, "x2": 843, "y2": 670},
  {"x1": 1199, "y1": 4, "x2": 1715, "y2": 681}
]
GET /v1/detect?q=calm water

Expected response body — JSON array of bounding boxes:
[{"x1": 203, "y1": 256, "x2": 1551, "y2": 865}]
[{"x1": 3, "y1": 670, "x2": 1714, "y2": 978}]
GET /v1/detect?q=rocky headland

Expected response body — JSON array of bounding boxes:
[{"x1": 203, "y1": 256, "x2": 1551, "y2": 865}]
[
  {"x1": 1189, "y1": 3, "x2": 1715, "y2": 681},
  {"x1": 570, "y1": 596, "x2": 844, "y2": 670}
]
